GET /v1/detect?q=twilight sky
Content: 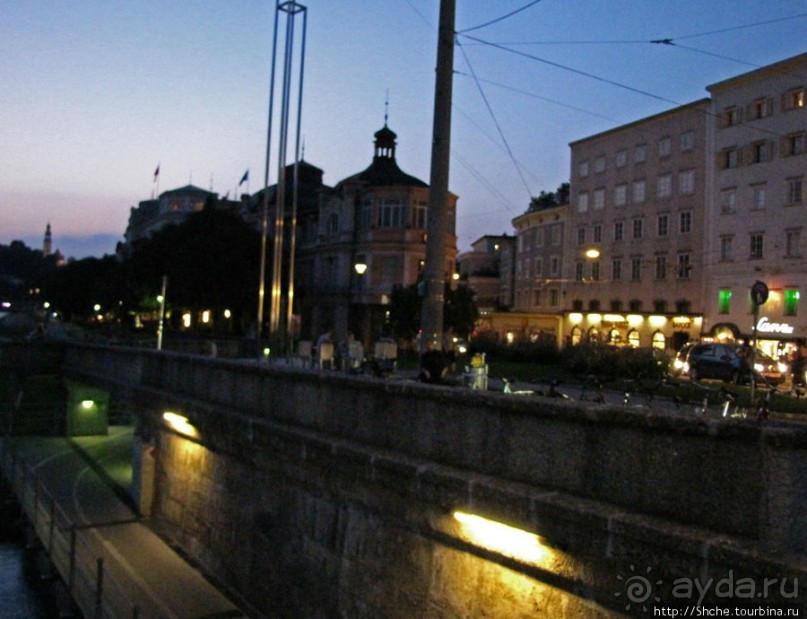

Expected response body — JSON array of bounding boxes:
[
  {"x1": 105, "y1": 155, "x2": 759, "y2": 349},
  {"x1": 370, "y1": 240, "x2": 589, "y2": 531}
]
[{"x1": 1, "y1": 1, "x2": 805, "y2": 259}]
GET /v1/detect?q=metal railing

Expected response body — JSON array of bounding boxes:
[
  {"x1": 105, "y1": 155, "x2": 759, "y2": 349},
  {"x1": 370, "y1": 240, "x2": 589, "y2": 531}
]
[{"x1": 0, "y1": 438, "x2": 145, "y2": 619}]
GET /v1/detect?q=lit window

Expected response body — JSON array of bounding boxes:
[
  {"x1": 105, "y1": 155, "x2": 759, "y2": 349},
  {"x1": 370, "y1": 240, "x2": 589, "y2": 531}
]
[
  {"x1": 784, "y1": 289, "x2": 800, "y2": 317},
  {"x1": 718, "y1": 289, "x2": 732, "y2": 314},
  {"x1": 652, "y1": 331, "x2": 666, "y2": 350},
  {"x1": 785, "y1": 88, "x2": 805, "y2": 110},
  {"x1": 628, "y1": 329, "x2": 641, "y2": 348}
]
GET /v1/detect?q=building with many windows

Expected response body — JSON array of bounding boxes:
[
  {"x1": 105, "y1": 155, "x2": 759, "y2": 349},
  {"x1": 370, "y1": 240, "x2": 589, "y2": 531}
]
[
  {"x1": 562, "y1": 99, "x2": 711, "y2": 350},
  {"x1": 456, "y1": 235, "x2": 512, "y2": 313},
  {"x1": 703, "y1": 52, "x2": 807, "y2": 357}
]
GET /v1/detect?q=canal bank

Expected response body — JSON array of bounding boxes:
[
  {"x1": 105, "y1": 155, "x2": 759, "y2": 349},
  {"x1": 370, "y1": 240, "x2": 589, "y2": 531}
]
[{"x1": 0, "y1": 429, "x2": 251, "y2": 619}]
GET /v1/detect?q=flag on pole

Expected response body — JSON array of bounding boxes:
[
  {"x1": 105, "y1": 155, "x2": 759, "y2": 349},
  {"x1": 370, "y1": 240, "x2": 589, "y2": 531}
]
[
  {"x1": 153, "y1": 164, "x2": 160, "y2": 181},
  {"x1": 239, "y1": 170, "x2": 249, "y2": 186}
]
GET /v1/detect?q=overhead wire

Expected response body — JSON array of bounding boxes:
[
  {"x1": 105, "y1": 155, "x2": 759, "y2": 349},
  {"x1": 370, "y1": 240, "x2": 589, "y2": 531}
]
[
  {"x1": 458, "y1": 0, "x2": 544, "y2": 35},
  {"x1": 454, "y1": 70, "x2": 620, "y2": 124},
  {"x1": 456, "y1": 39, "x2": 534, "y2": 201},
  {"x1": 452, "y1": 104, "x2": 555, "y2": 191},
  {"x1": 459, "y1": 33, "x2": 683, "y2": 108},
  {"x1": 460, "y1": 32, "x2": 801, "y2": 142},
  {"x1": 452, "y1": 151, "x2": 522, "y2": 215},
  {"x1": 670, "y1": 12, "x2": 807, "y2": 41}
]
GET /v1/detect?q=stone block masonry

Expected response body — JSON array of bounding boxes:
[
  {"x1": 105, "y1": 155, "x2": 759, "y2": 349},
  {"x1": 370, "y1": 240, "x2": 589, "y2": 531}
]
[{"x1": 37, "y1": 343, "x2": 807, "y2": 616}]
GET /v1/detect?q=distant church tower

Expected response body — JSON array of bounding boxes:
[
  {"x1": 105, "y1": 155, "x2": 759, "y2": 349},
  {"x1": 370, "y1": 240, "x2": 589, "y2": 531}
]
[{"x1": 43, "y1": 222, "x2": 52, "y2": 256}]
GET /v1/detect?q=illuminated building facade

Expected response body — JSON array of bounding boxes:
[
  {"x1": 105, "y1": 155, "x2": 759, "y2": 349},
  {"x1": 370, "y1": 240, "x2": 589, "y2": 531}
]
[
  {"x1": 703, "y1": 53, "x2": 807, "y2": 357},
  {"x1": 564, "y1": 99, "x2": 711, "y2": 350}
]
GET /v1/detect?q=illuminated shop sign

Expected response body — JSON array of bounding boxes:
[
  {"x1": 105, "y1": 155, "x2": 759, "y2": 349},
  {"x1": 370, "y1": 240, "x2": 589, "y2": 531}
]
[{"x1": 756, "y1": 317, "x2": 795, "y2": 335}]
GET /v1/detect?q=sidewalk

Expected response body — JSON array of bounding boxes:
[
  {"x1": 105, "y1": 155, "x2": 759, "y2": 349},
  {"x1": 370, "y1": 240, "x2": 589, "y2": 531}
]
[{"x1": 1, "y1": 428, "x2": 249, "y2": 619}]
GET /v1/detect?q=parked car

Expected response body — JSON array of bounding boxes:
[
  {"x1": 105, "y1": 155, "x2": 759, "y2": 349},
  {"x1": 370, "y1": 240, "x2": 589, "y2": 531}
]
[
  {"x1": 670, "y1": 342, "x2": 696, "y2": 377},
  {"x1": 686, "y1": 343, "x2": 784, "y2": 385}
]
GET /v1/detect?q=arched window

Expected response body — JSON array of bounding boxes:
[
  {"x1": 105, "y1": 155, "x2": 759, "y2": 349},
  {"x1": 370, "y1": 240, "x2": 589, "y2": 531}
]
[
  {"x1": 608, "y1": 328, "x2": 621, "y2": 345},
  {"x1": 652, "y1": 331, "x2": 666, "y2": 350},
  {"x1": 570, "y1": 326, "x2": 582, "y2": 345},
  {"x1": 627, "y1": 329, "x2": 641, "y2": 348},
  {"x1": 587, "y1": 326, "x2": 600, "y2": 342}
]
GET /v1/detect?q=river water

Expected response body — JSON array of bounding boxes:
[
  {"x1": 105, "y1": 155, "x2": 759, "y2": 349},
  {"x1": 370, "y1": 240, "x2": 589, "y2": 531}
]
[{"x1": 0, "y1": 491, "x2": 59, "y2": 617}]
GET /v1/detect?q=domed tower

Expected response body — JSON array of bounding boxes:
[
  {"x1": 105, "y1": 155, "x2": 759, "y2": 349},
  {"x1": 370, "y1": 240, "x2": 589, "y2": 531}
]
[
  {"x1": 302, "y1": 122, "x2": 458, "y2": 346},
  {"x1": 373, "y1": 124, "x2": 397, "y2": 160}
]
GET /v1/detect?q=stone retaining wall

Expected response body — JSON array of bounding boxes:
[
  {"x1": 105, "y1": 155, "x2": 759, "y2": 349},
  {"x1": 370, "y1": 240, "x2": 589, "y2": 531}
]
[{"x1": 27, "y1": 343, "x2": 807, "y2": 616}]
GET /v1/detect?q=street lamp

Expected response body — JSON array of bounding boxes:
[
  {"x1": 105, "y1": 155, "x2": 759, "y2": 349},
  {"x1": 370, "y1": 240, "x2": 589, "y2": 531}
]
[{"x1": 354, "y1": 262, "x2": 367, "y2": 276}]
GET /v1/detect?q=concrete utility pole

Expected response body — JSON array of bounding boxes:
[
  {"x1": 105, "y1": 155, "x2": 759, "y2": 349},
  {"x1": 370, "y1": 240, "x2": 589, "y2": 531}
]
[{"x1": 420, "y1": 0, "x2": 455, "y2": 351}]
